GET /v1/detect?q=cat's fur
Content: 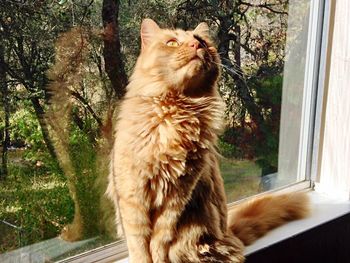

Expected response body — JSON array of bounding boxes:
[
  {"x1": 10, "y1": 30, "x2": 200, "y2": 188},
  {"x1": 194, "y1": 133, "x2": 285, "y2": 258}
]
[{"x1": 107, "y1": 19, "x2": 310, "y2": 263}]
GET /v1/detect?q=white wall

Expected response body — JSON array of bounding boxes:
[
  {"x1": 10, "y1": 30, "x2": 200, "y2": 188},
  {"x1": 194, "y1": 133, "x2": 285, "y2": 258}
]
[{"x1": 317, "y1": 0, "x2": 350, "y2": 199}]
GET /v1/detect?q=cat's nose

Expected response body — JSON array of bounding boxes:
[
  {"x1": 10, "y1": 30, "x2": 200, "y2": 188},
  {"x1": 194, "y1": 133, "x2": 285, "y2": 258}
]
[{"x1": 189, "y1": 39, "x2": 200, "y2": 50}]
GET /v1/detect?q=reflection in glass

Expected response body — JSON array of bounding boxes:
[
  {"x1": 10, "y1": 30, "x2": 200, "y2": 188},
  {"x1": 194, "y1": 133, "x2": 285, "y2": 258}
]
[{"x1": 0, "y1": 0, "x2": 318, "y2": 261}]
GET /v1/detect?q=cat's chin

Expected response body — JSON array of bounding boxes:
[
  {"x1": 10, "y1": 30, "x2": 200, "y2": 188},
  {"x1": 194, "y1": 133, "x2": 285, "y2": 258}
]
[{"x1": 184, "y1": 57, "x2": 206, "y2": 76}]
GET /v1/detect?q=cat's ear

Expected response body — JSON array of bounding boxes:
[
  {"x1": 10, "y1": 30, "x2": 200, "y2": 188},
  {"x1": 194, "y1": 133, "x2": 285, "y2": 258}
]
[
  {"x1": 194, "y1": 22, "x2": 210, "y2": 36},
  {"x1": 141, "y1": 18, "x2": 160, "y2": 50}
]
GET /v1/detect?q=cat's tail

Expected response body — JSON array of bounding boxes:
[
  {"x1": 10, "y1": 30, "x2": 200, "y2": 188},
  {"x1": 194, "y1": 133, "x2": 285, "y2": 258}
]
[{"x1": 228, "y1": 192, "x2": 310, "y2": 245}]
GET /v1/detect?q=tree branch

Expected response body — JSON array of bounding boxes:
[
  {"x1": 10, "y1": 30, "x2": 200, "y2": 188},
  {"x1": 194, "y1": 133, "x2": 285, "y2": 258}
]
[
  {"x1": 70, "y1": 90, "x2": 103, "y2": 128},
  {"x1": 239, "y1": 1, "x2": 288, "y2": 15}
]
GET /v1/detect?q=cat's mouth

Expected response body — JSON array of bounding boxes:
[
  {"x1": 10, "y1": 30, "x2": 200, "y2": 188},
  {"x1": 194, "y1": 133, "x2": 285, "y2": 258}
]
[
  {"x1": 186, "y1": 49, "x2": 204, "y2": 63},
  {"x1": 189, "y1": 55, "x2": 201, "y2": 63},
  {"x1": 187, "y1": 50, "x2": 212, "y2": 70},
  {"x1": 175, "y1": 49, "x2": 212, "y2": 73}
]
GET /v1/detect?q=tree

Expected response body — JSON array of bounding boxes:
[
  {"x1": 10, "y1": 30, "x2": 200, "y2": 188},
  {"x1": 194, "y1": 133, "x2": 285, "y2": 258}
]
[{"x1": 0, "y1": 42, "x2": 10, "y2": 180}]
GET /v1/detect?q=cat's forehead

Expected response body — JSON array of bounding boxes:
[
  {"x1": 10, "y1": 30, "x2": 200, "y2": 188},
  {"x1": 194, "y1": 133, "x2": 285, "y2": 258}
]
[{"x1": 161, "y1": 29, "x2": 197, "y2": 42}]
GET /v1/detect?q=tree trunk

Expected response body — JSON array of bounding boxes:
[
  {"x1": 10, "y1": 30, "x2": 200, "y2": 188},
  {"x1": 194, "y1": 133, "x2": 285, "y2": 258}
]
[
  {"x1": 102, "y1": 0, "x2": 128, "y2": 99},
  {"x1": 0, "y1": 44, "x2": 9, "y2": 180},
  {"x1": 99, "y1": 0, "x2": 127, "y2": 239},
  {"x1": 30, "y1": 97, "x2": 59, "y2": 162},
  {"x1": 217, "y1": 16, "x2": 265, "y2": 128}
]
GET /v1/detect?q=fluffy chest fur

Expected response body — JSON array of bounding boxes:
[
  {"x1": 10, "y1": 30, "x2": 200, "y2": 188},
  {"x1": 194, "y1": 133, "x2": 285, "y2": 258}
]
[{"x1": 114, "y1": 92, "x2": 224, "y2": 207}]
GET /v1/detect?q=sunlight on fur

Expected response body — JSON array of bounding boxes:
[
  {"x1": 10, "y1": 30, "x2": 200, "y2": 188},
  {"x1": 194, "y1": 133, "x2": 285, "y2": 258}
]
[{"x1": 107, "y1": 19, "x2": 310, "y2": 263}]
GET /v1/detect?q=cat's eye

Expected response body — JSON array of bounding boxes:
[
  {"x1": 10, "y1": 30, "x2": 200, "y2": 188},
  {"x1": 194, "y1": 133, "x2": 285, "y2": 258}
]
[{"x1": 166, "y1": 39, "x2": 180, "y2": 47}]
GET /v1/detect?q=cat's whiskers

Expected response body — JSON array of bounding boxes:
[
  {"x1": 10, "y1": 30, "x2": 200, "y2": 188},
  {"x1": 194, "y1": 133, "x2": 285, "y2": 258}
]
[{"x1": 212, "y1": 61, "x2": 247, "y2": 78}]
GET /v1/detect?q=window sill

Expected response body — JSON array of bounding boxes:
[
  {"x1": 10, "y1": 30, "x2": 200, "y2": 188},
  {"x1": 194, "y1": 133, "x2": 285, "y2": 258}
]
[
  {"x1": 245, "y1": 191, "x2": 350, "y2": 256},
  {"x1": 58, "y1": 190, "x2": 350, "y2": 263}
]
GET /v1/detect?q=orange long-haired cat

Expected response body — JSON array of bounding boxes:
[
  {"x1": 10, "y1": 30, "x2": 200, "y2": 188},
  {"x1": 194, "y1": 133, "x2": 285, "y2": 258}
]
[{"x1": 107, "y1": 19, "x2": 309, "y2": 263}]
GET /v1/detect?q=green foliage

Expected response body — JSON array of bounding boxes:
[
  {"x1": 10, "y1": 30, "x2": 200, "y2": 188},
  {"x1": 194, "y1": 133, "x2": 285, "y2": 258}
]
[
  {"x1": 10, "y1": 108, "x2": 43, "y2": 149},
  {"x1": 218, "y1": 137, "x2": 240, "y2": 159},
  {"x1": 251, "y1": 75, "x2": 282, "y2": 174},
  {"x1": 222, "y1": 75, "x2": 282, "y2": 174},
  {"x1": 253, "y1": 75, "x2": 283, "y2": 106},
  {"x1": 8, "y1": 106, "x2": 61, "y2": 175}
]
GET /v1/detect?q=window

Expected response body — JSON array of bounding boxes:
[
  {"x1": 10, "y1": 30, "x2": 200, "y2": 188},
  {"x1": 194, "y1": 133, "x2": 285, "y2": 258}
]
[
  {"x1": 0, "y1": 0, "x2": 326, "y2": 262},
  {"x1": 221, "y1": 0, "x2": 325, "y2": 202}
]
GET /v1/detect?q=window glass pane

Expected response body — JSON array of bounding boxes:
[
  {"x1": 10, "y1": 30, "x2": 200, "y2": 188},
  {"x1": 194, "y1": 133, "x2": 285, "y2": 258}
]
[
  {"x1": 277, "y1": 1, "x2": 314, "y2": 188},
  {"x1": 221, "y1": 0, "x2": 317, "y2": 202},
  {"x1": 0, "y1": 0, "x2": 318, "y2": 261}
]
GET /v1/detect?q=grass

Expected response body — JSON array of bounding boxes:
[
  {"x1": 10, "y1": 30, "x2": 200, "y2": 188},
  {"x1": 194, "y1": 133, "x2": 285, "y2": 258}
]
[
  {"x1": 0, "y1": 149, "x2": 262, "y2": 256},
  {"x1": 220, "y1": 157, "x2": 263, "y2": 203}
]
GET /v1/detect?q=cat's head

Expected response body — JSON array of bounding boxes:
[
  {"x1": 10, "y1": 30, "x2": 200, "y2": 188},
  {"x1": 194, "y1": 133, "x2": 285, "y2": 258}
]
[{"x1": 127, "y1": 19, "x2": 220, "y2": 97}]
